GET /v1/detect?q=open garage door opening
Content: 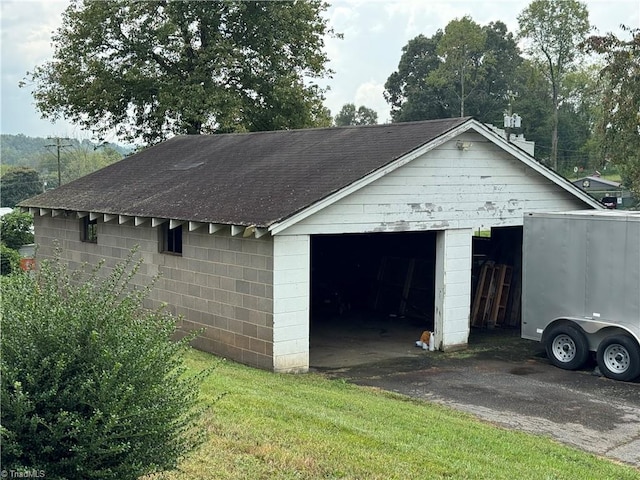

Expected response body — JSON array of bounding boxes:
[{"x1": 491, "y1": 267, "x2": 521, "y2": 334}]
[
  {"x1": 309, "y1": 232, "x2": 437, "y2": 368},
  {"x1": 471, "y1": 226, "x2": 523, "y2": 333}
]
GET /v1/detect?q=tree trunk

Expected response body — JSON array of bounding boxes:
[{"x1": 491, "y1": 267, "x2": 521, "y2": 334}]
[
  {"x1": 551, "y1": 87, "x2": 559, "y2": 171},
  {"x1": 551, "y1": 107, "x2": 559, "y2": 171},
  {"x1": 185, "y1": 119, "x2": 202, "y2": 135}
]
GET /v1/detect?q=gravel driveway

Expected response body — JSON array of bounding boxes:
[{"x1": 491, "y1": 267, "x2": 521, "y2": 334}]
[{"x1": 318, "y1": 332, "x2": 640, "y2": 469}]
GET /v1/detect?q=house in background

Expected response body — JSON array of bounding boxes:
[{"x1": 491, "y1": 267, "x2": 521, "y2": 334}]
[
  {"x1": 20, "y1": 117, "x2": 602, "y2": 373},
  {"x1": 572, "y1": 175, "x2": 635, "y2": 209}
]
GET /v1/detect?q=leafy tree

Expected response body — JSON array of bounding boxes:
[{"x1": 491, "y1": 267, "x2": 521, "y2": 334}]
[
  {"x1": 384, "y1": 33, "x2": 446, "y2": 122},
  {"x1": 583, "y1": 27, "x2": 640, "y2": 202},
  {"x1": 555, "y1": 66, "x2": 602, "y2": 174},
  {"x1": 334, "y1": 103, "x2": 378, "y2": 126},
  {"x1": 384, "y1": 20, "x2": 522, "y2": 125},
  {"x1": 1, "y1": 250, "x2": 207, "y2": 478},
  {"x1": 430, "y1": 16, "x2": 487, "y2": 117},
  {"x1": 0, "y1": 211, "x2": 34, "y2": 251},
  {"x1": 23, "y1": 0, "x2": 338, "y2": 145},
  {"x1": 511, "y1": 60, "x2": 554, "y2": 163},
  {"x1": 517, "y1": 0, "x2": 590, "y2": 171},
  {"x1": 0, "y1": 168, "x2": 43, "y2": 207},
  {"x1": 63, "y1": 143, "x2": 123, "y2": 183}
]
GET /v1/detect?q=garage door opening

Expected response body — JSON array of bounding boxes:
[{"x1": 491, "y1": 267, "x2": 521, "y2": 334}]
[
  {"x1": 309, "y1": 232, "x2": 437, "y2": 367},
  {"x1": 471, "y1": 226, "x2": 523, "y2": 332},
  {"x1": 309, "y1": 227, "x2": 524, "y2": 369}
]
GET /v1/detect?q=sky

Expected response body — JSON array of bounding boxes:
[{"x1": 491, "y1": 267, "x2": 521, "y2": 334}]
[{"x1": 1, "y1": 0, "x2": 639, "y2": 144}]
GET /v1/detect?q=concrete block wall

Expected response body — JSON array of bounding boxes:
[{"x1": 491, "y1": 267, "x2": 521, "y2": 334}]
[
  {"x1": 272, "y1": 235, "x2": 310, "y2": 373},
  {"x1": 33, "y1": 215, "x2": 275, "y2": 370},
  {"x1": 434, "y1": 228, "x2": 473, "y2": 350}
]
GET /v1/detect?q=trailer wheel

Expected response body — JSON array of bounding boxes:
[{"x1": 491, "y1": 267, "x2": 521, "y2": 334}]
[
  {"x1": 596, "y1": 335, "x2": 640, "y2": 382},
  {"x1": 544, "y1": 324, "x2": 589, "y2": 370}
]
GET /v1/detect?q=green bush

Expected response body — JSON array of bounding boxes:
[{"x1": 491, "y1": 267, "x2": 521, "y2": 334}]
[
  {"x1": 0, "y1": 210, "x2": 34, "y2": 250},
  {"x1": 0, "y1": 244, "x2": 21, "y2": 275},
  {"x1": 0, "y1": 250, "x2": 206, "y2": 479}
]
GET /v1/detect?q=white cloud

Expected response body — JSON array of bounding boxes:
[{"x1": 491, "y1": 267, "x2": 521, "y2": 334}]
[{"x1": 354, "y1": 81, "x2": 390, "y2": 124}]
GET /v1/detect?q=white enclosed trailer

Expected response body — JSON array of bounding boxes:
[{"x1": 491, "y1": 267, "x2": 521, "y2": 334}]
[{"x1": 522, "y1": 210, "x2": 640, "y2": 381}]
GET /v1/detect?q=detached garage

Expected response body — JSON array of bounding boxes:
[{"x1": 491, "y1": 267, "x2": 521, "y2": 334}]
[{"x1": 21, "y1": 117, "x2": 601, "y2": 372}]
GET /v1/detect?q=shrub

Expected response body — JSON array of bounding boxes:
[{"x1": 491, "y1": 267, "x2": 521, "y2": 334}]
[
  {"x1": 0, "y1": 250, "x2": 206, "y2": 479},
  {"x1": 0, "y1": 210, "x2": 34, "y2": 250},
  {"x1": 0, "y1": 244, "x2": 21, "y2": 275}
]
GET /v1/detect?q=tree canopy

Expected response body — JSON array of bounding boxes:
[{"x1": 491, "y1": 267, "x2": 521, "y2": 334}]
[
  {"x1": 24, "y1": 0, "x2": 337, "y2": 145},
  {"x1": 583, "y1": 27, "x2": 640, "y2": 202},
  {"x1": 334, "y1": 103, "x2": 378, "y2": 126},
  {"x1": 0, "y1": 210, "x2": 34, "y2": 251},
  {"x1": 384, "y1": 19, "x2": 521, "y2": 125},
  {"x1": 518, "y1": 0, "x2": 590, "y2": 170},
  {"x1": 0, "y1": 168, "x2": 43, "y2": 208}
]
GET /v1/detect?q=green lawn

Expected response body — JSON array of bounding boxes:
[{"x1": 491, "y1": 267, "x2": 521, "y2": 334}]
[{"x1": 154, "y1": 349, "x2": 639, "y2": 480}]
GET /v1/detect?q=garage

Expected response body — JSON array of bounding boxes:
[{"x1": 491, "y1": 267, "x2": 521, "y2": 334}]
[{"x1": 24, "y1": 117, "x2": 603, "y2": 372}]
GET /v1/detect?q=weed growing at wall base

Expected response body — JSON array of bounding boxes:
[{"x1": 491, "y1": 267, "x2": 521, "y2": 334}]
[{"x1": 0, "y1": 248, "x2": 208, "y2": 479}]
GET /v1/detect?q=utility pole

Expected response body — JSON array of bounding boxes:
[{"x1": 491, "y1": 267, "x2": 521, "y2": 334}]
[{"x1": 45, "y1": 137, "x2": 73, "y2": 187}]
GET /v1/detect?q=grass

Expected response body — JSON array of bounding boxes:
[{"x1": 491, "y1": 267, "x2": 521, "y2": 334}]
[{"x1": 153, "y1": 349, "x2": 639, "y2": 480}]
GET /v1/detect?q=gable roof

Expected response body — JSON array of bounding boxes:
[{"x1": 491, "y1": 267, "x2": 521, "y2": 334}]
[
  {"x1": 20, "y1": 117, "x2": 470, "y2": 227},
  {"x1": 21, "y1": 117, "x2": 601, "y2": 229}
]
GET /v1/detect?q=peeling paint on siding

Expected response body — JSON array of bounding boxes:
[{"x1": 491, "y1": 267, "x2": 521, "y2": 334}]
[
  {"x1": 409, "y1": 202, "x2": 440, "y2": 214},
  {"x1": 477, "y1": 201, "x2": 496, "y2": 211}
]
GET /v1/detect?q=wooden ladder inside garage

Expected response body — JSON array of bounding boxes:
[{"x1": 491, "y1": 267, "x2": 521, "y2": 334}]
[{"x1": 471, "y1": 262, "x2": 513, "y2": 328}]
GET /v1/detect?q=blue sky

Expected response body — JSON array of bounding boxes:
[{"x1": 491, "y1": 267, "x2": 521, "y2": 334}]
[{"x1": 1, "y1": 0, "x2": 638, "y2": 143}]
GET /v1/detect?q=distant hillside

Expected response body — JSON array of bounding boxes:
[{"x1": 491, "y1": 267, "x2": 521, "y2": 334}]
[
  {"x1": 1, "y1": 134, "x2": 135, "y2": 191},
  {"x1": 1, "y1": 134, "x2": 132, "y2": 167}
]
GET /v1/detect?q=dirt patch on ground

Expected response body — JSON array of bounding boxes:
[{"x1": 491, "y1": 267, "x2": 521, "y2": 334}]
[{"x1": 316, "y1": 329, "x2": 640, "y2": 469}]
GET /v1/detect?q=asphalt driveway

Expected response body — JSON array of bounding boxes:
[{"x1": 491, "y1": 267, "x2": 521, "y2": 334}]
[{"x1": 317, "y1": 330, "x2": 640, "y2": 469}]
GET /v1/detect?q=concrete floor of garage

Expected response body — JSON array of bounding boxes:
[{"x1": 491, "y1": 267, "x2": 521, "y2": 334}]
[{"x1": 309, "y1": 312, "x2": 520, "y2": 369}]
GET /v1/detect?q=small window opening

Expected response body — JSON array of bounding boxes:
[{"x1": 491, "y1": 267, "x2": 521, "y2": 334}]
[
  {"x1": 161, "y1": 223, "x2": 183, "y2": 255},
  {"x1": 81, "y1": 217, "x2": 98, "y2": 243}
]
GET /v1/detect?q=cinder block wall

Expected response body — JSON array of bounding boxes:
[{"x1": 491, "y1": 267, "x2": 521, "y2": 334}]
[{"x1": 33, "y1": 215, "x2": 275, "y2": 370}]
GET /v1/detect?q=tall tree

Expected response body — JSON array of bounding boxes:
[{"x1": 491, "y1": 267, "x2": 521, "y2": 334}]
[
  {"x1": 583, "y1": 27, "x2": 640, "y2": 202},
  {"x1": 23, "y1": 0, "x2": 337, "y2": 145},
  {"x1": 0, "y1": 168, "x2": 43, "y2": 207},
  {"x1": 334, "y1": 103, "x2": 378, "y2": 126},
  {"x1": 431, "y1": 16, "x2": 486, "y2": 117},
  {"x1": 384, "y1": 20, "x2": 522, "y2": 125},
  {"x1": 384, "y1": 32, "x2": 447, "y2": 122},
  {"x1": 517, "y1": 0, "x2": 590, "y2": 171}
]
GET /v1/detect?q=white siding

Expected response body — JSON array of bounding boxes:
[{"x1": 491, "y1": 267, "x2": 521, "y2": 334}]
[
  {"x1": 280, "y1": 133, "x2": 587, "y2": 236},
  {"x1": 272, "y1": 235, "x2": 310, "y2": 372}
]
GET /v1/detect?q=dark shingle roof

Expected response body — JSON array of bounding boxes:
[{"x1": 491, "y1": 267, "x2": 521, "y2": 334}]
[{"x1": 20, "y1": 117, "x2": 471, "y2": 227}]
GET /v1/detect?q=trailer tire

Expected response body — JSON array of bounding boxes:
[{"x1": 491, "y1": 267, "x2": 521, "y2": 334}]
[
  {"x1": 596, "y1": 335, "x2": 640, "y2": 382},
  {"x1": 544, "y1": 324, "x2": 589, "y2": 370}
]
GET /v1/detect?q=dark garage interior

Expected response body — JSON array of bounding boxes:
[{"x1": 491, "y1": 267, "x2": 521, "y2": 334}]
[
  {"x1": 309, "y1": 227, "x2": 523, "y2": 369},
  {"x1": 309, "y1": 231, "x2": 437, "y2": 368}
]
